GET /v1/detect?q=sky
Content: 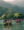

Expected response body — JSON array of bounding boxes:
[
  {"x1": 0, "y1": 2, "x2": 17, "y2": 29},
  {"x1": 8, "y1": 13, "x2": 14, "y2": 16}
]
[
  {"x1": 0, "y1": 0, "x2": 24, "y2": 15},
  {"x1": 0, "y1": 0, "x2": 24, "y2": 7}
]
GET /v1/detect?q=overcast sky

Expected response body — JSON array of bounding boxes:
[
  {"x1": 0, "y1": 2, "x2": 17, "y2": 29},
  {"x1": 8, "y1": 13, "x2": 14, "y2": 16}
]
[{"x1": 0, "y1": 0, "x2": 24, "y2": 8}]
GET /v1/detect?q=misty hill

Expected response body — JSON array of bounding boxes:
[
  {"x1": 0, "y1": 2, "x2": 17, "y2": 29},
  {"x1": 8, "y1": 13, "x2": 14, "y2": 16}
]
[{"x1": 0, "y1": 6, "x2": 24, "y2": 16}]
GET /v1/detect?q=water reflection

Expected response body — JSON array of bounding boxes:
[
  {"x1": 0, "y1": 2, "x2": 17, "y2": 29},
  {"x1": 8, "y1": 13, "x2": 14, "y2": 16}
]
[
  {"x1": 0, "y1": 20, "x2": 16, "y2": 30},
  {"x1": 0, "y1": 19, "x2": 24, "y2": 30}
]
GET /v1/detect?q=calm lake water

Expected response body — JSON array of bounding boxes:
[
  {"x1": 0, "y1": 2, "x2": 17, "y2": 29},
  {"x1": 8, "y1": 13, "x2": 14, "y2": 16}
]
[{"x1": 0, "y1": 20, "x2": 24, "y2": 30}]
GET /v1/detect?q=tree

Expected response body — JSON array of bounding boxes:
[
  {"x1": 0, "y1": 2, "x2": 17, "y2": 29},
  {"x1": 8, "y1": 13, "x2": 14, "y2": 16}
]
[{"x1": 19, "y1": 14, "x2": 23, "y2": 16}]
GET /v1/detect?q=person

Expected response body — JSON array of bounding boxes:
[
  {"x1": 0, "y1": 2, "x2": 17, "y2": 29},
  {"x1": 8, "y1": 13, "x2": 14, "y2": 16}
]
[
  {"x1": 9, "y1": 19, "x2": 12, "y2": 26},
  {"x1": 4, "y1": 19, "x2": 8, "y2": 28},
  {"x1": 16, "y1": 18, "x2": 18, "y2": 23}
]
